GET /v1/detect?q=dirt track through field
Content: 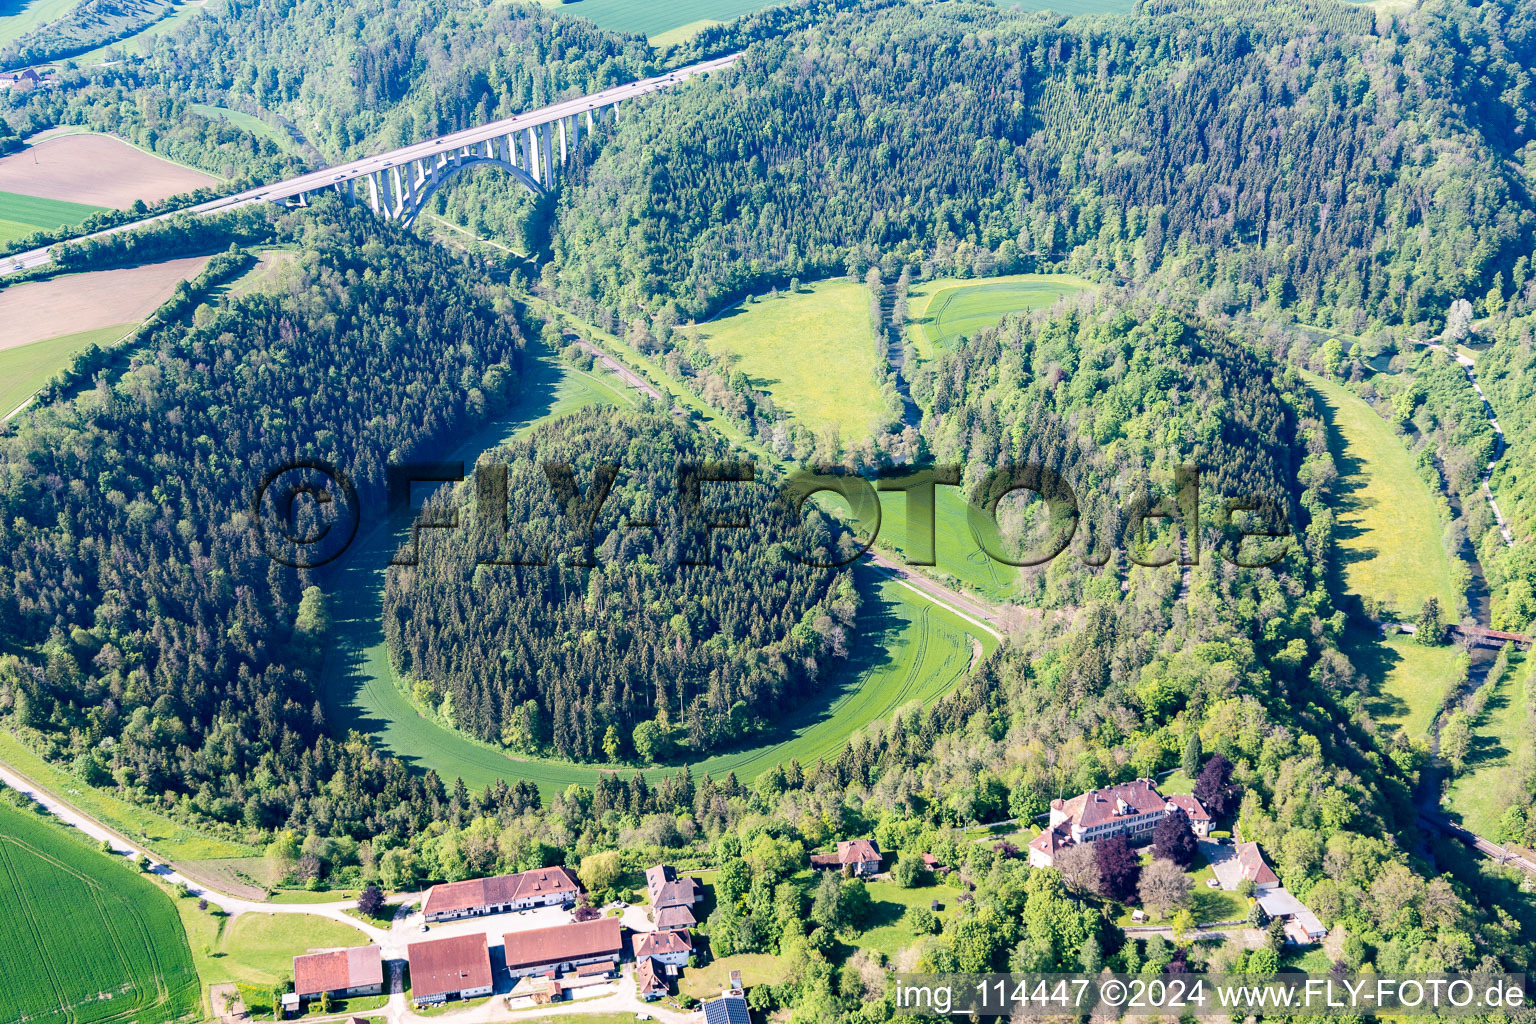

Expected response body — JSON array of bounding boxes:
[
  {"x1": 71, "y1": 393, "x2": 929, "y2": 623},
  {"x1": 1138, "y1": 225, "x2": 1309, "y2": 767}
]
[
  {"x1": 0, "y1": 255, "x2": 209, "y2": 349},
  {"x1": 0, "y1": 135, "x2": 217, "y2": 208}
]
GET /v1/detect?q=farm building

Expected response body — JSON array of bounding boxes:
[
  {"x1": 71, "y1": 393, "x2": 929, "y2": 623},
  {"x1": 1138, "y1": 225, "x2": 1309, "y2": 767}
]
[
  {"x1": 809, "y1": 838, "x2": 882, "y2": 876},
  {"x1": 422, "y1": 866, "x2": 580, "y2": 921},
  {"x1": 633, "y1": 928, "x2": 693, "y2": 967},
  {"x1": 509, "y1": 972, "x2": 563, "y2": 1005},
  {"x1": 1027, "y1": 780, "x2": 1211, "y2": 868},
  {"x1": 502, "y1": 917, "x2": 624, "y2": 979},
  {"x1": 292, "y1": 946, "x2": 384, "y2": 1001},
  {"x1": 407, "y1": 933, "x2": 493, "y2": 1006}
]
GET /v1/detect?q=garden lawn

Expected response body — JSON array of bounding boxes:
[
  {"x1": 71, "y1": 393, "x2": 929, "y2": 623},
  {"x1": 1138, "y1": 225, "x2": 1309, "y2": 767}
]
[
  {"x1": 905, "y1": 272, "x2": 1093, "y2": 360},
  {"x1": 680, "y1": 953, "x2": 788, "y2": 999},
  {"x1": 697, "y1": 279, "x2": 894, "y2": 441},
  {"x1": 852, "y1": 880, "x2": 950, "y2": 957}
]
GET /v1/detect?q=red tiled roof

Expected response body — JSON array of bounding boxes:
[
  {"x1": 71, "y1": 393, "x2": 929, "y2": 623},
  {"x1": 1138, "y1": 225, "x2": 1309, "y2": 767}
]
[
  {"x1": 502, "y1": 918, "x2": 622, "y2": 971},
  {"x1": 635, "y1": 957, "x2": 667, "y2": 994},
  {"x1": 407, "y1": 934, "x2": 492, "y2": 998},
  {"x1": 423, "y1": 866, "x2": 579, "y2": 917},
  {"x1": 837, "y1": 839, "x2": 881, "y2": 865},
  {"x1": 634, "y1": 929, "x2": 693, "y2": 958},
  {"x1": 294, "y1": 946, "x2": 383, "y2": 997},
  {"x1": 1166, "y1": 794, "x2": 1211, "y2": 822},
  {"x1": 1061, "y1": 780, "x2": 1167, "y2": 830},
  {"x1": 1236, "y1": 842, "x2": 1279, "y2": 885},
  {"x1": 1029, "y1": 826, "x2": 1071, "y2": 856}
]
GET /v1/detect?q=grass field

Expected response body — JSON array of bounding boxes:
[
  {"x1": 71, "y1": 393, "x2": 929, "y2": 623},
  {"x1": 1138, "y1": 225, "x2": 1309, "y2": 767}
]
[
  {"x1": 697, "y1": 279, "x2": 894, "y2": 441},
  {"x1": 177, "y1": 904, "x2": 370, "y2": 991},
  {"x1": 1446, "y1": 653, "x2": 1532, "y2": 835},
  {"x1": 876, "y1": 483, "x2": 1023, "y2": 602},
  {"x1": 1305, "y1": 372, "x2": 1465, "y2": 739},
  {"x1": 320, "y1": 341, "x2": 992, "y2": 792},
  {"x1": 0, "y1": 322, "x2": 133, "y2": 417},
  {"x1": 0, "y1": 801, "x2": 201, "y2": 1024},
  {"x1": 545, "y1": 0, "x2": 783, "y2": 40},
  {"x1": 0, "y1": 189, "x2": 106, "y2": 244},
  {"x1": 188, "y1": 103, "x2": 303, "y2": 155},
  {"x1": 1305, "y1": 373, "x2": 1459, "y2": 620},
  {"x1": 905, "y1": 272, "x2": 1094, "y2": 361},
  {"x1": 0, "y1": 732, "x2": 253, "y2": 861},
  {"x1": 0, "y1": 0, "x2": 76, "y2": 48}
]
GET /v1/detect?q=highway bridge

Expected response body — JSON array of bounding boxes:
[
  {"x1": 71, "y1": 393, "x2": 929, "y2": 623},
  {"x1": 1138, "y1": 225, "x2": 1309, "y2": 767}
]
[{"x1": 2, "y1": 53, "x2": 741, "y2": 276}]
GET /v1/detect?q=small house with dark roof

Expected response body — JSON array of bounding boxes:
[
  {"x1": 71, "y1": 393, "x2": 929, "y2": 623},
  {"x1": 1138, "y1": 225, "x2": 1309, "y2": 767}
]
[
  {"x1": 655, "y1": 904, "x2": 696, "y2": 931},
  {"x1": 635, "y1": 957, "x2": 668, "y2": 1000},
  {"x1": 645, "y1": 864, "x2": 704, "y2": 911},
  {"x1": 1235, "y1": 841, "x2": 1280, "y2": 890}
]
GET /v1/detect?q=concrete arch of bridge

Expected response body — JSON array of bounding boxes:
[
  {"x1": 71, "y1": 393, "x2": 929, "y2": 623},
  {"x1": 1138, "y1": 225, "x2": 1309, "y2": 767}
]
[{"x1": 401, "y1": 156, "x2": 544, "y2": 227}]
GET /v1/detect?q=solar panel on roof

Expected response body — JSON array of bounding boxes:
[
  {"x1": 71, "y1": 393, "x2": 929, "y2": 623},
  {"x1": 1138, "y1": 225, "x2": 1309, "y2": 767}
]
[{"x1": 702, "y1": 994, "x2": 751, "y2": 1024}]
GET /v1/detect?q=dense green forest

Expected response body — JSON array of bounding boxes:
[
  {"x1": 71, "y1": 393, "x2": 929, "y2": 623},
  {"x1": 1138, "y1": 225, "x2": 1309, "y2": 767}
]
[
  {"x1": 542, "y1": 0, "x2": 1533, "y2": 335},
  {"x1": 0, "y1": 204, "x2": 533, "y2": 836},
  {"x1": 384, "y1": 406, "x2": 860, "y2": 762}
]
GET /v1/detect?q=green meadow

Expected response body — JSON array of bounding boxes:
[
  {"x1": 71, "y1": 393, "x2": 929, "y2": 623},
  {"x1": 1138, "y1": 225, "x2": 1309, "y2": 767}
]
[
  {"x1": 905, "y1": 272, "x2": 1093, "y2": 360},
  {"x1": 1446, "y1": 654, "x2": 1532, "y2": 835},
  {"x1": 0, "y1": 322, "x2": 134, "y2": 417},
  {"x1": 1305, "y1": 372, "x2": 1464, "y2": 740},
  {"x1": 0, "y1": 189, "x2": 107, "y2": 246},
  {"x1": 697, "y1": 279, "x2": 895, "y2": 442}
]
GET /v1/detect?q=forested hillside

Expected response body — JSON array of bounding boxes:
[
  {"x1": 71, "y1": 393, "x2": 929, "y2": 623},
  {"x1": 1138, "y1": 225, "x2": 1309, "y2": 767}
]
[
  {"x1": 916, "y1": 297, "x2": 1305, "y2": 606},
  {"x1": 546, "y1": 0, "x2": 1531, "y2": 334},
  {"x1": 0, "y1": 204, "x2": 529, "y2": 836},
  {"x1": 384, "y1": 406, "x2": 859, "y2": 762}
]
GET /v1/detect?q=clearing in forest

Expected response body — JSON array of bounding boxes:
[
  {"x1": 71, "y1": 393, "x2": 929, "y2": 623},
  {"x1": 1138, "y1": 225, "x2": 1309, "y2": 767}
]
[
  {"x1": 697, "y1": 278, "x2": 894, "y2": 441},
  {"x1": 1306, "y1": 371, "x2": 1463, "y2": 739},
  {"x1": 0, "y1": 134, "x2": 217, "y2": 207},
  {"x1": 905, "y1": 272, "x2": 1093, "y2": 360}
]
